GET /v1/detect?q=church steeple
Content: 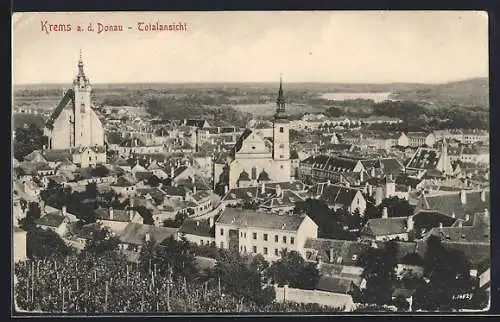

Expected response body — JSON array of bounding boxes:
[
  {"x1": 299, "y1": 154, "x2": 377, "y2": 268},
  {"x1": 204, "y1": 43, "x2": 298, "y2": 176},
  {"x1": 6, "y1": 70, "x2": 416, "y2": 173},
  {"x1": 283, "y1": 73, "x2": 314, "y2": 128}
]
[
  {"x1": 275, "y1": 75, "x2": 287, "y2": 119},
  {"x1": 78, "y1": 49, "x2": 85, "y2": 77},
  {"x1": 74, "y1": 50, "x2": 90, "y2": 88}
]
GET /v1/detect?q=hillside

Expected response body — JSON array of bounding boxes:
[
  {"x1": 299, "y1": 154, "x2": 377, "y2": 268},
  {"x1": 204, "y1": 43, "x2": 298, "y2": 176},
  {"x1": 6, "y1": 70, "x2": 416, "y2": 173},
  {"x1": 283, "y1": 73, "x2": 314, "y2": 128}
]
[{"x1": 392, "y1": 77, "x2": 489, "y2": 109}]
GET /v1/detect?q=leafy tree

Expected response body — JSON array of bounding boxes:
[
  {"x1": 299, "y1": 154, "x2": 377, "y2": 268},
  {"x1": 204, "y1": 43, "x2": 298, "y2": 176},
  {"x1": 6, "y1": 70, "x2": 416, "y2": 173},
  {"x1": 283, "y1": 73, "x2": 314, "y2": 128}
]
[
  {"x1": 379, "y1": 197, "x2": 414, "y2": 218},
  {"x1": 413, "y1": 235, "x2": 473, "y2": 311},
  {"x1": 83, "y1": 226, "x2": 120, "y2": 255},
  {"x1": 19, "y1": 202, "x2": 42, "y2": 231},
  {"x1": 84, "y1": 183, "x2": 98, "y2": 199},
  {"x1": 27, "y1": 228, "x2": 71, "y2": 259},
  {"x1": 266, "y1": 249, "x2": 320, "y2": 290},
  {"x1": 13, "y1": 125, "x2": 47, "y2": 160},
  {"x1": 155, "y1": 235, "x2": 197, "y2": 280},
  {"x1": 358, "y1": 240, "x2": 398, "y2": 305},
  {"x1": 163, "y1": 211, "x2": 188, "y2": 228},
  {"x1": 90, "y1": 165, "x2": 110, "y2": 177}
]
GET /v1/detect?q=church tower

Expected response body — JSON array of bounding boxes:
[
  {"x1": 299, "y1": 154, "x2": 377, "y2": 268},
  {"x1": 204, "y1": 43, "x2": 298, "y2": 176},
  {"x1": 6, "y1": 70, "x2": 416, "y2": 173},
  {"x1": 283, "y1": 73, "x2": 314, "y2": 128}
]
[
  {"x1": 436, "y1": 138, "x2": 453, "y2": 175},
  {"x1": 73, "y1": 50, "x2": 93, "y2": 147},
  {"x1": 273, "y1": 76, "x2": 290, "y2": 160}
]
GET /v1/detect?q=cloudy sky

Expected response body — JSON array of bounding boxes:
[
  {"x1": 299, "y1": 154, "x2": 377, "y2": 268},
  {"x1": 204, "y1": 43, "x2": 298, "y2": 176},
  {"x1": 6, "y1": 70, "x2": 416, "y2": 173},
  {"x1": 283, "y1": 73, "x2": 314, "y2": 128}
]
[{"x1": 12, "y1": 11, "x2": 488, "y2": 84}]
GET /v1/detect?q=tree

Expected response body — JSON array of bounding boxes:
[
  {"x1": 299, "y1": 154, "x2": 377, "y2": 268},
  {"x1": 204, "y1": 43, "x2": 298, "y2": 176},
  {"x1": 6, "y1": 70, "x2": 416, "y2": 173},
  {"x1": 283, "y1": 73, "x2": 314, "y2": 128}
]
[
  {"x1": 84, "y1": 182, "x2": 98, "y2": 199},
  {"x1": 27, "y1": 228, "x2": 71, "y2": 259},
  {"x1": 163, "y1": 211, "x2": 188, "y2": 228},
  {"x1": 358, "y1": 240, "x2": 398, "y2": 305},
  {"x1": 155, "y1": 235, "x2": 197, "y2": 280},
  {"x1": 379, "y1": 197, "x2": 414, "y2": 218},
  {"x1": 414, "y1": 235, "x2": 473, "y2": 311},
  {"x1": 83, "y1": 226, "x2": 120, "y2": 255},
  {"x1": 266, "y1": 249, "x2": 320, "y2": 290},
  {"x1": 13, "y1": 125, "x2": 47, "y2": 160},
  {"x1": 19, "y1": 202, "x2": 42, "y2": 231}
]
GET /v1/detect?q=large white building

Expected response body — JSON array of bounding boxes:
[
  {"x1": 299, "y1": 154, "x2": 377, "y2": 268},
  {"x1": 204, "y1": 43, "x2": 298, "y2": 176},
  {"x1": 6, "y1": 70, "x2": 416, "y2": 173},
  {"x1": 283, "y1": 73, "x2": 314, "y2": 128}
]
[
  {"x1": 43, "y1": 52, "x2": 106, "y2": 166},
  {"x1": 214, "y1": 79, "x2": 292, "y2": 189}
]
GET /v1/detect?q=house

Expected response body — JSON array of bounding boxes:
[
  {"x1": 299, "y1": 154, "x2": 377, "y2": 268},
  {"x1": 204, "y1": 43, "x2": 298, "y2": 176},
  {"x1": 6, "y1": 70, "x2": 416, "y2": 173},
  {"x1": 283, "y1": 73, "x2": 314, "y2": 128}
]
[
  {"x1": 299, "y1": 154, "x2": 364, "y2": 184},
  {"x1": 14, "y1": 227, "x2": 27, "y2": 262},
  {"x1": 185, "y1": 190, "x2": 218, "y2": 217},
  {"x1": 403, "y1": 132, "x2": 436, "y2": 147},
  {"x1": 460, "y1": 146, "x2": 489, "y2": 164},
  {"x1": 259, "y1": 188, "x2": 305, "y2": 213},
  {"x1": 179, "y1": 217, "x2": 216, "y2": 246},
  {"x1": 34, "y1": 210, "x2": 71, "y2": 237},
  {"x1": 425, "y1": 209, "x2": 489, "y2": 243},
  {"x1": 94, "y1": 205, "x2": 141, "y2": 233},
  {"x1": 308, "y1": 182, "x2": 367, "y2": 214},
  {"x1": 118, "y1": 223, "x2": 179, "y2": 262},
  {"x1": 361, "y1": 213, "x2": 414, "y2": 241},
  {"x1": 110, "y1": 176, "x2": 137, "y2": 196},
  {"x1": 220, "y1": 185, "x2": 276, "y2": 206},
  {"x1": 215, "y1": 208, "x2": 318, "y2": 261},
  {"x1": 406, "y1": 141, "x2": 454, "y2": 176},
  {"x1": 462, "y1": 129, "x2": 489, "y2": 144},
  {"x1": 415, "y1": 188, "x2": 490, "y2": 220}
]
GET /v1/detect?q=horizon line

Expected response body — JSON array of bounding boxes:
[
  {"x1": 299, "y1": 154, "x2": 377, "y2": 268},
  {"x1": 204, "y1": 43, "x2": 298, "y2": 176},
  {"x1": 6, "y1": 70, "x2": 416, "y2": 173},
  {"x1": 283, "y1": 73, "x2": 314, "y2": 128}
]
[{"x1": 12, "y1": 76, "x2": 488, "y2": 87}]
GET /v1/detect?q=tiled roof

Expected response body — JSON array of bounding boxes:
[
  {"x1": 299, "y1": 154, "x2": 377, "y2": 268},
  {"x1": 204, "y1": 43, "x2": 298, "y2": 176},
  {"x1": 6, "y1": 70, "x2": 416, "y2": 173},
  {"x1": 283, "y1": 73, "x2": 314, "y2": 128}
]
[
  {"x1": 135, "y1": 171, "x2": 154, "y2": 181},
  {"x1": 136, "y1": 188, "x2": 165, "y2": 204},
  {"x1": 46, "y1": 175, "x2": 67, "y2": 184},
  {"x1": 75, "y1": 223, "x2": 102, "y2": 240},
  {"x1": 111, "y1": 176, "x2": 135, "y2": 187},
  {"x1": 315, "y1": 276, "x2": 354, "y2": 294},
  {"x1": 260, "y1": 190, "x2": 305, "y2": 209},
  {"x1": 406, "y1": 147, "x2": 440, "y2": 170},
  {"x1": 222, "y1": 186, "x2": 275, "y2": 202},
  {"x1": 230, "y1": 129, "x2": 253, "y2": 158},
  {"x1": 95, "y1": 208, "x2": 132, "y2": 222},
  {"x1": 45, "y1": 89, "x2": 74, "y2": 129},
  {"x1": 257, "y1": 170, "x2": 271, "y2": 182},
  {"x1": 427, "y1": 212, "x2": 489, "y2": 242},
  {"x1": 238, "y1": 171, "x2": 251, "y2": 182},
  {"x1": 395, "y1": 174, "x2": 422, "y2": 189},
  {"x1": 301, "y1": 154, "x2": 359, "y2": 172},
  {"x1": 35, "y1": 212, "x2": 66, "y2": 228},
  {"x1": 308, "y1": 183, "x2": 360, "y2": 207},
  {"x1": 216, "y1": 208, "x2": 309, "y2": 232},
  {"x1": 179, "y1": 218, "x2": 214, "y2": 237},
  {"x1": 162, "y1": 185, "x2": 188, "y2": 197},
  {"x1": 416, "y1": 189, "x2": 490, "y2": 220},
  {"x1": 185, "y1": 119, "x2": 207, "y2": 128},
  {"x1": 361, "y1": 217, "x2": 408, "y2": 237},
  {"x1": 119, "y1": 223, "x2": 178, "y2": 246}
]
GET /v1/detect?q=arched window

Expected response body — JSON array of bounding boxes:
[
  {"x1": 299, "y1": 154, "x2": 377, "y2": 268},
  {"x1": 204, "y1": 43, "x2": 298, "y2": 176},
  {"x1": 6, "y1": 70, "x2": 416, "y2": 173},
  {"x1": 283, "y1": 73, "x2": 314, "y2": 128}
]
[{"x1": 251, "y1": 167, "x2": 257, "y2": 180}]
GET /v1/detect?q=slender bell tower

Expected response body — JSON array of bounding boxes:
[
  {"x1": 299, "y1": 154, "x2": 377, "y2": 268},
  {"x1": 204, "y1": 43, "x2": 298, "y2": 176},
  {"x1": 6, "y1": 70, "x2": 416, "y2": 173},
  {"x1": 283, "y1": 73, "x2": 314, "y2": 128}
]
[
  {"x1": 73, "y1": 50, "x2": 93, "y2": 147},
  {"x1": 272, "y1": 75, "x2": 290, "y2": 160}
]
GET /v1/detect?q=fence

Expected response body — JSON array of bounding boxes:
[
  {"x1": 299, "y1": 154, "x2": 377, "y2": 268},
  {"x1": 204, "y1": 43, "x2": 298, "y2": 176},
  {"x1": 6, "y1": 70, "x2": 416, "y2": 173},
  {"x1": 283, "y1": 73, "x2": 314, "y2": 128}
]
[{"x1": 274, "y1": 285, "x2": 355, "y2": 311}]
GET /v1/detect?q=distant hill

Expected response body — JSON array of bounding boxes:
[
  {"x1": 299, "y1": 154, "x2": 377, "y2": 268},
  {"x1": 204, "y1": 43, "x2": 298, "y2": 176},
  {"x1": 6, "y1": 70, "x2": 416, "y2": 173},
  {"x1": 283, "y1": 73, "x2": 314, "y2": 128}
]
[{"x1": 391, "y1": 77, "x2": 489, "y2": 109}]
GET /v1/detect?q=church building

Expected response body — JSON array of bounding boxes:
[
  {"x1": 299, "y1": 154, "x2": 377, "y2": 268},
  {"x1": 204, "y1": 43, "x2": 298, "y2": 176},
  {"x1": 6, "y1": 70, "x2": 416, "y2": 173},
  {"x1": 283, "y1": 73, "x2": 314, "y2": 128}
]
[
  {"x1": 214, "y1": 78, "x2": 292, "y2": 190},
  {"x1": 43, "y1": 52, "x2": 106, "y2": 167}
]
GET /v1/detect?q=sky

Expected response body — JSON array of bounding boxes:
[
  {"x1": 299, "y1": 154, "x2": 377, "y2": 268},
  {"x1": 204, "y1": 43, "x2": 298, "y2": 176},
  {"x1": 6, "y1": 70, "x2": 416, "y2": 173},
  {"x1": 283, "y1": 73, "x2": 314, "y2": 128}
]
[{"x1": 12, "y1": 11, "x2": 488, "y2": 84}]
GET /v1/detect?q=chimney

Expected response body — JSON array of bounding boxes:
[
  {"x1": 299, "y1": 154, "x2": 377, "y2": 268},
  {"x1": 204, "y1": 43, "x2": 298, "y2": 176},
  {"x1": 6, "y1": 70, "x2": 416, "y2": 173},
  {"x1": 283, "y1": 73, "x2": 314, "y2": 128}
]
[
  {"x1": 438, "y1": 222, "x2": 443, "y2": 229},
  {"x1": 224, "y1": 185, "x2": 229, "y2": 194},
  {"x1": 465, "y1": 214, "x2": 470, "y2": 222},
  {"x1": 382, "y1": 207, "x2": 388, "y2": 219},
  {"x1": 460, "y1": 190, "x2": 467, "y2": 204},
  {"x1": 145, "y1": 232, "x2": 151, "y2": 242},
  {"x1": 62, "y1": 205, "x2": 67, "y2": 216},
  {"x1": 406, "y1": 216, "x2": 414, "y2": 232},
  {"x1": 209, "y1": 216, "x2": 214, "y2": 228},
  {"x1": 196, "y1": 221, "x2": 200, "y2": 227},
  {"x1": 109, "y1": 207, "x2": 114, "y2": 220},
  {"x1": 345, "y1": 182, "x2": 350, "y2": 188},
  {"x1": 371, "y1": 167, "x2": 376, "y2": 177},
  {"x1": 129, "y1": 209, "x2": 134, "y2": 221},
  {"x1": 480, "y1": 190, "x2": 486, "y2": 202},
  {"x1": 368, "y1": 184, "x2": 373, "y2": 196},
  {"x1": 39, "y1": 200, "x2": 46, "y2": 215},
  {"x1": 484, "y1": 208, "x2": 489, "y2": 218},
  {"x1": 458, "y1": 220, "x2": 463, "y2": 228},
  {"x1": 360, "y1": 171, "x2": 364, "y2": 183},
  {"x1": 327, "y1": 179, "x2": 331, "y2": 185},
  {"x1": 329, "y1": 248, "x2": 334, "y2": 263},
  {"x1": 193, "y1": 186, "x2": 197, "y2": 194},
  {"x1": 261, "y1": 182, "x2": 265, "y2": 194},
  {"x1": 158, "y1": 182, "x2": 163, "y2": 189},
  {"x1": 276, "y1": 185, "x2": 282, "y2": 197}
]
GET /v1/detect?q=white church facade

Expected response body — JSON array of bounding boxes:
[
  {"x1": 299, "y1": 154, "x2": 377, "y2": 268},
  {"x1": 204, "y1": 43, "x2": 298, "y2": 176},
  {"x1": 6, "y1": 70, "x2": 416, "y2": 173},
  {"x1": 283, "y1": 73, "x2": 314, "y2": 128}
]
[
  {"x1": 214, "y1": 78, "x2": 292, "y2": 190},
  {"x1": 43, "y1": 52, "x2": 106, "y2": 167}
]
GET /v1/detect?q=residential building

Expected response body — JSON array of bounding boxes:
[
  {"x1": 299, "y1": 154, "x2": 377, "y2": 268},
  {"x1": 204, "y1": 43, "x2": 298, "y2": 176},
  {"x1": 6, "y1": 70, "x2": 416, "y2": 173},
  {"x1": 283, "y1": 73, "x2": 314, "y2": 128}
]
[
  {"x1": 215, "y1": 208, "x2": 318, "y2": 261},
  {"x1": 179, "y1": 217, "x2": 216, "y2": 246},
  {"x1": 307, "y1": 182, "x2": 367, "y2": 214}
]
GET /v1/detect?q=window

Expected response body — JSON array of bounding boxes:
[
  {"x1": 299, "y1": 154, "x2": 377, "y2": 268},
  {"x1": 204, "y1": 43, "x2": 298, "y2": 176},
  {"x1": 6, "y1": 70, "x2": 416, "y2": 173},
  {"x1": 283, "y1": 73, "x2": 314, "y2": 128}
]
[
  {"x1": 200, "y1": 240, "x2": 204, "y2": 246},
  {"x1": 253, "y1": 246, "x2": 257, "y2": 253},
  {"x1": 275, "y1": 249, "x2": 279, "y2": 256},
  {"x1": 220, "y1": 242, "x2": 224, "y2": 248},
  {"x1": 275, "y1": 235, "x2": 279, "y2": 242},
  {"x1": 283, "y1": 236, "x2": 287, "y2": 244},
  {"x1": 279, "y1": 127, "x2": 284, "y2": 133},
  {"x1": 280, "y1": 164, "x2": 284, "y2": 168},
  {"x1": 240, "y1": 232, "x2": 243, "y2": 238},
  {"x1": 244, "y1": 246, "x2": 247, "y2": 252},
  {"x1": 279, "y1": 143, "x2": 284, "y2": 149},
  {"x1": 251, "y1": 167, "x2": 257, "y2": 180},
  {"x1": 263, "y1": 234, "x2": 268, "y2": 241},
  {"x1": 220, "y1": 228, "x2": 224, "y2": 236},
  {"x1": 244, "y1": 232, "x2": 247, "y2": 238},
  {"x1": 253, "y1": 232, "x2": 257, "y2": 240},
  {"x1": 264, "y1": 247, "x2": 268, "y2": 255},
  {"x1": 290, "y1": 237, "x2": 294, "y2": 245}
]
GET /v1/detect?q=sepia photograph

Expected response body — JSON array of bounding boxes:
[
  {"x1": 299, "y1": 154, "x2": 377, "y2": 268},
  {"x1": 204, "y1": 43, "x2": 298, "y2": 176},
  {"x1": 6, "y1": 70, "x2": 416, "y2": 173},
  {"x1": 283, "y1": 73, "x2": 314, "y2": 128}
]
[{"x1": 11, "y1": 11, "x2": 490, "y2": 314}]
